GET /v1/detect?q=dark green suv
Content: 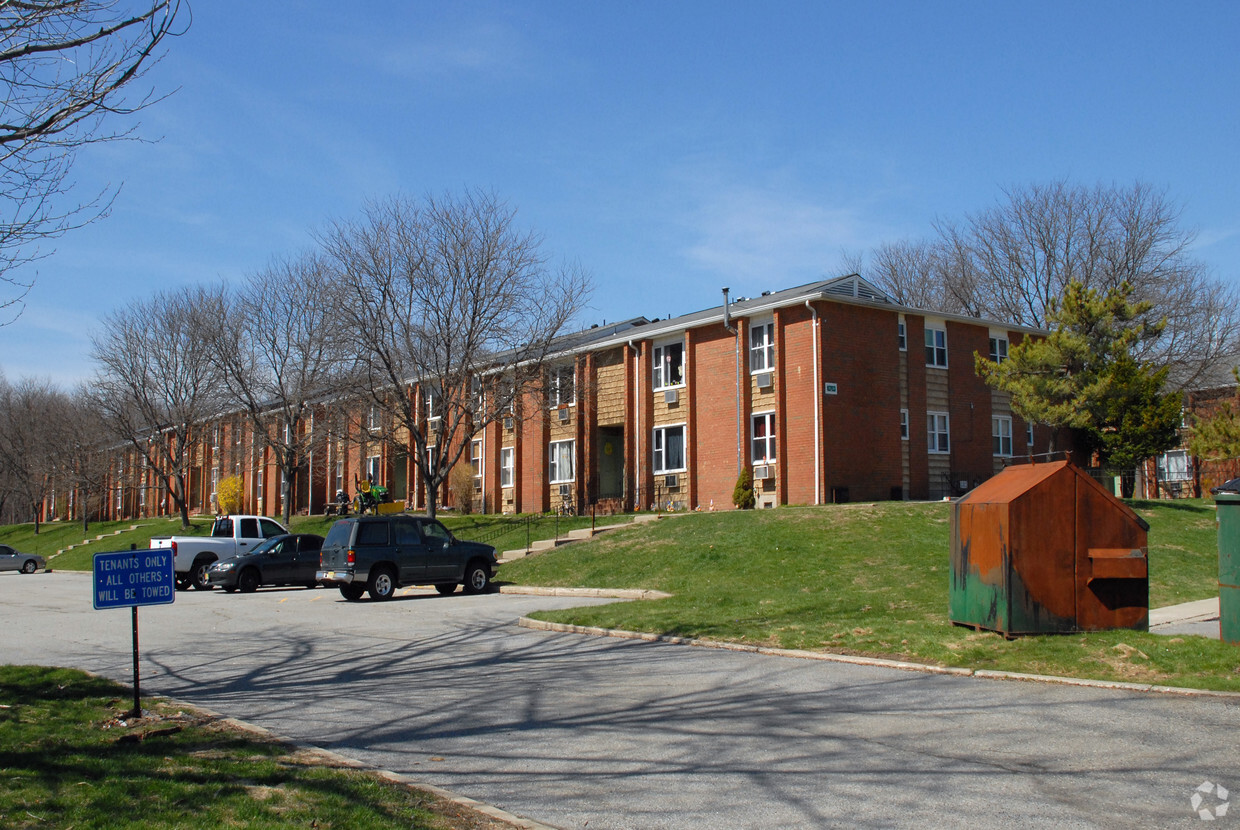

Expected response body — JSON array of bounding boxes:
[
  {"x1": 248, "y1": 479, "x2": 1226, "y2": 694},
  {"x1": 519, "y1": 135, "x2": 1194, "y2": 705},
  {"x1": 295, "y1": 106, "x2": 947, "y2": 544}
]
[{"x1": 316, "y1": 514, "x2": 498, "y2": 601}]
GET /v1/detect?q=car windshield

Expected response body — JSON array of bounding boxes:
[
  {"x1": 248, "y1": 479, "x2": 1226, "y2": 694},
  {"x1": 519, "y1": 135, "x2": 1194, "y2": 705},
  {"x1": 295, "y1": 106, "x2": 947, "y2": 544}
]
[{"x1": 247, "y1": 537, "x2": 282, "y2": 556}]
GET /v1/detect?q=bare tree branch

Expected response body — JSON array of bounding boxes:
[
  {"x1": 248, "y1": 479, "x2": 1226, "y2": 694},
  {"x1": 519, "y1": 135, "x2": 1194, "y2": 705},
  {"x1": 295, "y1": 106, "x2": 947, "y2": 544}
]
[{"x1": 0, "y1": 1, "x2": 188, "y2": 321}]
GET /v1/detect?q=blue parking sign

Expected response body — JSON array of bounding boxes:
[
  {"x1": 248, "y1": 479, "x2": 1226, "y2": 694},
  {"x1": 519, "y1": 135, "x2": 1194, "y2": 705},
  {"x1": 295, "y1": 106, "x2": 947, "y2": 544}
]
[{"x1": 93, "y1": 550, "x2": 176, "y2": 610}]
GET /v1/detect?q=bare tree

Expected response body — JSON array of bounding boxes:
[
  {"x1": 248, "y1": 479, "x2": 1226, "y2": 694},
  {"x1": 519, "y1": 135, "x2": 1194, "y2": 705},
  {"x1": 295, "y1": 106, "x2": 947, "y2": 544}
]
[
  {"x1": 90, "y1": 285, "x2": 226, "y2": 528},
  {"x1": 0, "y1": 1, "x2": 187, "y2": 321},
  {"x1": 60, "y1": 384, "x2": 117, "y2": 531},
  {"x1": 863, "y1": 181, "x2": 1240, "y2": 388},
  {"x1": 0, "y1": 374, "x2": 70, "y2": 531},
  {"x1": 319, "y1": 190, "x2": 591, "y2": 518},
  {"x1": 206, "y1": 253, "x2": 350, "y2": 524}
]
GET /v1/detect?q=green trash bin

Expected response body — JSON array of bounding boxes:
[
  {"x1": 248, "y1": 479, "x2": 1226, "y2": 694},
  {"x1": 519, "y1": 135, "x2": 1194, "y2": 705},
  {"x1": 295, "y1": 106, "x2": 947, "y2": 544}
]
[{"x1": 1215, "y1": 493, "x2": 1240, "y2": 645}]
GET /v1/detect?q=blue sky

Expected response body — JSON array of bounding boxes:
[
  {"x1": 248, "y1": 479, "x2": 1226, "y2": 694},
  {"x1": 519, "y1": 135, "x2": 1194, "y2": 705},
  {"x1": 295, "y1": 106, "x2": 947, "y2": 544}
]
[{"x1": 3, "y1": 1, "x2": 1238, "y2": 386}]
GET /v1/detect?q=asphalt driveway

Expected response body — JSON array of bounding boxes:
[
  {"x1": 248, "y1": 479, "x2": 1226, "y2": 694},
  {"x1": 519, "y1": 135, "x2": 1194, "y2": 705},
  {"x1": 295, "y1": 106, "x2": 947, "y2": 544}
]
[{"x1": 3, "y1": 571, "x2": 1238, "y2": 829}]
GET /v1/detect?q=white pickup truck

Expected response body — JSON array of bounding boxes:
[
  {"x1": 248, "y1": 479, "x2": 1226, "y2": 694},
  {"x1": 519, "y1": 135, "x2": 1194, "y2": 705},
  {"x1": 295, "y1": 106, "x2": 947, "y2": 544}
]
[{"x1": 151, "y1": 515, "x2": 290, "y2": 591}]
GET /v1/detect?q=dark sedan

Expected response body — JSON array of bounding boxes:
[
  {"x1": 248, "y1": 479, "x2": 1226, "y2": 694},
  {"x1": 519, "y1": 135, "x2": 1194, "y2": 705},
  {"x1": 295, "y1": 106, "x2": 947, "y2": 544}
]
[{"x1": 207, "y1": 533, "x2": 324, "y2": 593}]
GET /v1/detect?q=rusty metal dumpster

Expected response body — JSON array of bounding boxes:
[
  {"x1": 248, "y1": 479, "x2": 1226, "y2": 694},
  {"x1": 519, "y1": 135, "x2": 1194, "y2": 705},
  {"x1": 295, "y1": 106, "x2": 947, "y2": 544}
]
[{"x1": 950, "y1": 459, "x2": 1149, "y2": 636}]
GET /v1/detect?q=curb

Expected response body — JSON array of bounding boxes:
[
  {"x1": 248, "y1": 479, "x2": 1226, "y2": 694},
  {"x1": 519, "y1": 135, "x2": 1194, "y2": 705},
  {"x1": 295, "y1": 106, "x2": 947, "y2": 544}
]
[
  {"x1": 517, "y1": 618, "x2": 1240, "y2": 699},
  {"x1": 498, "y1": 585, "x2": 671, "y2": 600}
]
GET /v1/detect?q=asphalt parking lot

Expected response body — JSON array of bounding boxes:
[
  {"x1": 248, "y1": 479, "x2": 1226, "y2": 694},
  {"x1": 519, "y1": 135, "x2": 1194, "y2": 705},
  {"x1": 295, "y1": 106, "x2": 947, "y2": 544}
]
[{"x1": 3, "y1": 571, "x2": 1239, "y2": 829}]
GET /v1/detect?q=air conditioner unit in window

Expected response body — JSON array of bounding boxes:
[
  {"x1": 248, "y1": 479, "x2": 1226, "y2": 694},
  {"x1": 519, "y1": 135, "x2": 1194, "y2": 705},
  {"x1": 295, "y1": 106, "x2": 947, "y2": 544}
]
[
  {"x1": 664, "y1": 474, "x2": 678, "y2": 488},
  {"x1": 558, "y1": 407, "x2": 570, "y2": 423},
  {"x1": 503, "y1": 416, "x2": 514, "y2": 430},
  {"x1": 755, "y1": 372, "x2": 773, "y2": 389},
  {"x1": 664, "y1": 389, "x2": 679, "y2": 404},
  {"x1": 753, "y1": 465, "x2": 771, "y2": 480},
  {"x1": 558, "y1": 483, "x2": 572, "y2": 497}
]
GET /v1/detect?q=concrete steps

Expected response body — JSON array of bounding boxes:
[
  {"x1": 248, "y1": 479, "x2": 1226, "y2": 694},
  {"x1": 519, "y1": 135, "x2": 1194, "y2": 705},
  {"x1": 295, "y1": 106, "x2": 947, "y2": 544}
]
[
  {"x1": 52, "y1": 524, "x2": 143, "y2": 559},
  {"x1": 498, "y1": 514, "x2": 669, "y2": 563}
]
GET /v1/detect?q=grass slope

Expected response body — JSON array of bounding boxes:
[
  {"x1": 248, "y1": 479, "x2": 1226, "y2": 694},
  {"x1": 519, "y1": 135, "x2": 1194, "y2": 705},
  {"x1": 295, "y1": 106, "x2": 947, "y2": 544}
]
[
  {"x1": 1, "y1": 512, "x2": 622, "y2": 572},
  {"x1": 499, "y1": 500, "x2": 1240, "y2": 692}
]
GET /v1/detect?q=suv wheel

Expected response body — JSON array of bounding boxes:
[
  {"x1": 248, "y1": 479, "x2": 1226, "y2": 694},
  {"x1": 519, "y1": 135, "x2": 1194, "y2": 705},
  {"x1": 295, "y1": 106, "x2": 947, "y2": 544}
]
[
  {"x1": 340, "y1": 584, "x2": 365, "y2": 601},
  {"x1": 462, "y1": 561, "x2": 491, "y2": 595},
  {"x1": 368, "y1": 566, "x2": 396, "y2": 601},
  {"x1": 435, "y1": 583, "x2": 458, "y2": 595}
]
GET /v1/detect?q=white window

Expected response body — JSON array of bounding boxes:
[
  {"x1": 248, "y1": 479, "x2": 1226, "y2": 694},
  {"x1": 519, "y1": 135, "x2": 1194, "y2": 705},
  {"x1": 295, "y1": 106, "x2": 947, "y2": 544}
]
[
  {"x1": 549, "y1": 365, "x2": 575, "y2": 407},
  {"x1": 653, "y1": 424, "x2": 687, "y2": 473},
  {"x1": 211, "y1": 467, "x2": 219, "y2": 499},
  {"x1": 751, "y1": 412, "x2": 776, "y2": 464},
  {"x1": 925, "y1": 326, "x2": 947, "y2": 367},
  {"x1": 897, "y1": 320, "x2": 907, "y2": 351},
  {"x1": 900, "y1": 409, "x2": 909, "y2": 440},
  {"x1": 368, "y1": 404, "x2": 381, "y2": 431},
  {"x1": 471, "y1": 439, "x2": 483, "y2": 490},
  {"x1": 749, "y1": 322, "x2": 774, "y2": 373},
  {"x1": 335, "y1": 460, "x2": 344, "y2": 495},
  {"x1": 424, "y1": 386, "x2": 440, "y2": 422},
  {"x1": 366, "y1": 454, "x2": 381, "y2": 484},
  {"x1": 653, "y1": 341, "x2": 685, "y2": 390},
  {"x1": 993, "y1": 416, "x2": 1013, "y2": 457},
  {"x1": 1027, "y1": 422, "x2": 1035, "y2": 449},
  {"x1": 989, "y1": 336, "x2": 1009, "y2": 363},
  {"x1": 549, "y1": 440, "x2": 575, "y2": 483},
  {"x1": 1158, "y1": 450, "x2": 1192, "y2": 483},
  {"x1": 500, "y1": 447, "x2": 514, "y2": 488},
  {"x1": 927, "y1": 412, "x2": 950, "y2": 454},
  {"x1": 472, "y1": 376, "x2": 485, "y2": 414}
]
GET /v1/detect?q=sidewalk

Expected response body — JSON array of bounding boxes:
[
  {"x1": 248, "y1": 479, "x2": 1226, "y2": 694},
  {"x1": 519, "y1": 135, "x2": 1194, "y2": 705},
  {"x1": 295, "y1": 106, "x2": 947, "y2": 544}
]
[{"x1": 1149, "y1": 597, "x2": 1220, "y2": 639}]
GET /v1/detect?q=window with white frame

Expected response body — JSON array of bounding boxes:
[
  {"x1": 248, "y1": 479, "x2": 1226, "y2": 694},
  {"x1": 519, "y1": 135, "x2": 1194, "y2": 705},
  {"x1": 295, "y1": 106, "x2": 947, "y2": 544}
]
[
  {"x1": 750, "y1": 321, "x2": 774, "y2": 372},
  {"x1": 653, "y1": 424, "x2": 687, "y2": 473},
  {"x1": 652, "y1": 340, "x2": 685, "y2": 390},
  {"x1": 989, "y1": 335, "x2": 1009, "y2": 363},
  {"x1": 992, "y1": 416, "x2": 1013, "y2": 456},
  {"x1": 751, "y1": 412, "x2": 776, "y2": 464},
  {"x1": 1157, "y1": 450, "x2": 1192, "y2": 483},
  {"x1": 900, "y1": 409, "x2": 909, "y2": 440},
  {"x1": 368, "y1": 404, "x2": 381, "y2": 431},
  {"x1": 549, "y1": 365, "x2": 575, "y2": 407},
  {"x1": 500, "y1": 447, "x2": 514, "y2": 488},
  {"x1": 470, "y1": 439, "x2": 482, "y2": 490},
  {"x1": 335, "y1": 460, "x2": 344, "y2": 496},
  {"x1": 366, "y1": 454, "x2": 381, "y2": 484},
  {"x1": 898, "y1": 320, "x2": 907, "y2": 351},
  {"x1": 1027, "y1": 422, "x2": 1035, "y2": 449},
  {"x1": 471, "y1": 376, "x2": 485, "y2": 414},
  {"x1": 927, "y1": 411, "x2": 950, "y2": 454},
  {"x1": 549, "y1": 440, "x2": 575, "y2": 483},
  {"x1": 925, "y1": 326, "x2": 948, "y2": 367},
  {"x1": 424, "y1": 386, "x2": 440, "y2": 422}
]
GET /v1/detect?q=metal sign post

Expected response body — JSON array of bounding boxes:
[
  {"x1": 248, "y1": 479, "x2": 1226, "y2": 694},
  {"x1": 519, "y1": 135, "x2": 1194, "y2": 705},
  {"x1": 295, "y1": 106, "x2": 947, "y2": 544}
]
[{"x1": 93, "y1": 549, "x2": 176, "y2": 718}]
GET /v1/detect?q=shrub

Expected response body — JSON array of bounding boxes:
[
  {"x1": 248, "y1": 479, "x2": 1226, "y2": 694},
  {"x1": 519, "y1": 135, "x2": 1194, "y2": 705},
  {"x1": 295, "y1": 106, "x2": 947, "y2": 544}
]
[
  {"x1": 732, "y1": 468, "x2": 755, "y2": 510},
  {"x1": 449, "y1": 463, "x2": 477, "y2": 515},
  {"x1": 217, "y1": 475, "x2": 244, "y2": 514}
]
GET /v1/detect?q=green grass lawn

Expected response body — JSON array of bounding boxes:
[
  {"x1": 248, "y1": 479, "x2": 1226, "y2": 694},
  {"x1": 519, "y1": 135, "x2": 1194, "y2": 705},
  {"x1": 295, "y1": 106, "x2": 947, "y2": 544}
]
[
  {"x1": 0, "y1": 511, "x2": 630, "y2": 572},
  {"x1": 499, "y1": 500, "x2": 1240, "y2": 692},
  {"x1": 0, "y1": 666, "x2": 506, "y2": 830}
]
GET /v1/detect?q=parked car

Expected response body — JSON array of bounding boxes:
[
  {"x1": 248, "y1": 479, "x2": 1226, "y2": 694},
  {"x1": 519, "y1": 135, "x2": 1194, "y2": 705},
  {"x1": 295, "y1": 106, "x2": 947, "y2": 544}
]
[
  {"x1": 207, "y1": 533, "x2": 324, "y2": 593},
  {"x1": 1211, "y1": 478, "x2": 1240, "y2": 496},
  {"x1": 317, "y1": 515, "x2": 497, "y2": 601},
  {"x1": 151, "y1": 514, "x2": 291, "y2": 591},
  {"x1": 0, "y1": 545, "x2": 45, "y2": 574}
]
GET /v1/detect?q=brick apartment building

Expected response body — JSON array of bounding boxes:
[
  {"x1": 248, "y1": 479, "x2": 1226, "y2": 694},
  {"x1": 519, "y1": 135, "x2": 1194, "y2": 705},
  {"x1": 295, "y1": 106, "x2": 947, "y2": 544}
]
[{"x1": 87, "y1": 274, "x2": 1063, "y2": 522}]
